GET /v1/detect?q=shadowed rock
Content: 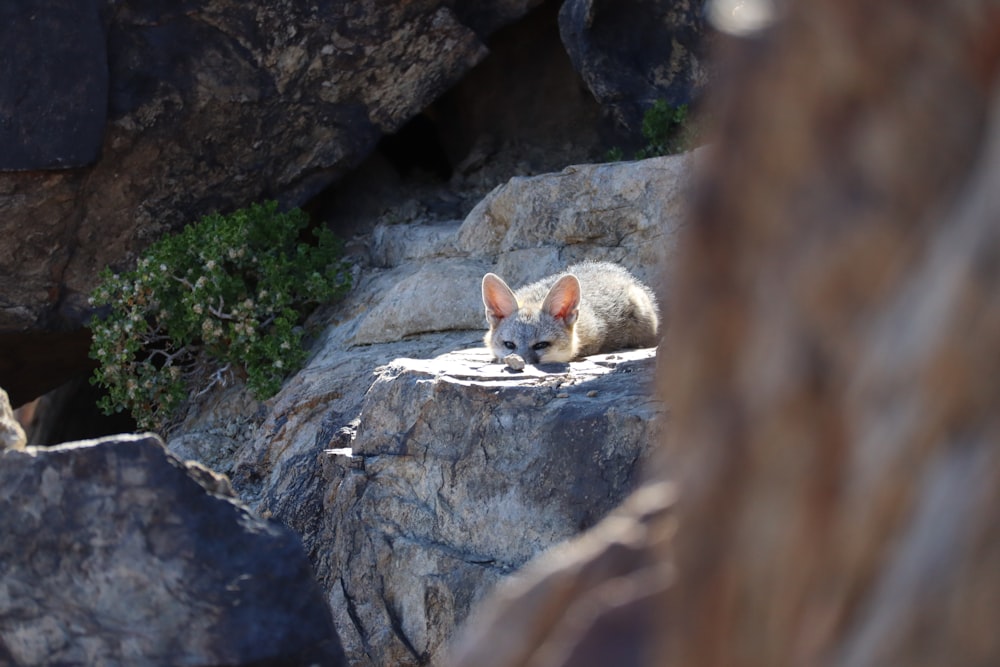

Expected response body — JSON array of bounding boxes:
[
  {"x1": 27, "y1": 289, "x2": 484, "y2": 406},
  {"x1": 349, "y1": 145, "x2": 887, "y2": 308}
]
[
  {"x1": 0, "y1": 434, "x2": 345, "y2": 666},
  {"x1": 0, "y1": 1, "x2": 108, "y2": 170},
  {"x1": 558, "y1": 0, "x2": 709, "y2": 131}
]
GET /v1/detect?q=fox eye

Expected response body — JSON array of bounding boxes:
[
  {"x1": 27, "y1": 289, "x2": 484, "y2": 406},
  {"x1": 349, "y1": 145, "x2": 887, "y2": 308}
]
[
  {"x1": 532, "y1": 341, "x2": 551, "y2": 351},
  {"x1": 503, "y1": 341, "x2": 517, "y2": 350}
]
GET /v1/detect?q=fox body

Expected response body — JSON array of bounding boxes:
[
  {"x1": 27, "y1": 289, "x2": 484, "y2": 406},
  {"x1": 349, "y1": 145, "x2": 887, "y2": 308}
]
[{"x1": 482, "y1": 261, "x2": 659, "y2": 364}]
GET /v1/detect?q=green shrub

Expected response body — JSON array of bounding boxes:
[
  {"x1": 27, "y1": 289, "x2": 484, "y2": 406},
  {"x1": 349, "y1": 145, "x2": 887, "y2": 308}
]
[
  {"x1": 87, "y1": 201, "x2": 351, "y2": 431},
  {"x1": 635, "y1": 100, "x2": 689, "y2": 159},
  {"x1": 606, "y1": 100, "x2": 692, "y2": 161},
  {"x1": 604, "y1": 146, "x2": 626, "y2": 163}
]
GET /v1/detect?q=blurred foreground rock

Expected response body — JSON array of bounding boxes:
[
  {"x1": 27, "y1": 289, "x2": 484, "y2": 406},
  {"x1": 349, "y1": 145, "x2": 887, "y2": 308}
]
[
  {"x1": 0, "y1": 434, "x2": 344, "y2": 666},
  {"x1": 447, "y1": 1, "x2": 1000, "y2": 666}
]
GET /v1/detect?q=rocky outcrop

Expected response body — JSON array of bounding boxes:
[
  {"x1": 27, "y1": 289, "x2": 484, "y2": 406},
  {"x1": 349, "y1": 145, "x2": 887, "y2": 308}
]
[
  {"x1": 165, "y1": 152, "x2": 689, "y2": 665},
  {"x1": 446, "y1": 1, "x2": 1000, "y2": 666},
  {"x1": 559, "y1": 0, "x2": 709, "y2": 131},
  {"x1": 170, "y1": 152, "x2": 690, "y2": 485},
  {"x1": 320, "y1": 348, "x2": 660, "y2": 666},
  {"x1": 175, "y1": 345, "x2": 663, "y2": 667},
  {"x1": 0, "y1": 433, "x2": 344, "y2": 665},
  {"x1": 0, "y1": 0, "x2": 713, "y2": 410},
  {"x1": 1, "y1": 0, "x2": 542, "y2": 404}
]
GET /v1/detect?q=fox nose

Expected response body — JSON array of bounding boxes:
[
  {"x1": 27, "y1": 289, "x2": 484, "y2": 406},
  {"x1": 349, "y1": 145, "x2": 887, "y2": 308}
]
[{"x1": 524, "y1": 350, "x2": 540, "y2": 364}]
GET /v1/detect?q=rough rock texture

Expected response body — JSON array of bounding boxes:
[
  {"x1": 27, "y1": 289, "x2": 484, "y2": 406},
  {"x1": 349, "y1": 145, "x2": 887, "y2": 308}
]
[
  {"x1": 1, "y1": 0, "x2": 530, "y2": 403},
  {"x1": 166, "y1": 153, "x2": 687, "y2": 666},
  {"x1": 0, "y1": 1, "x2": 107, "y2": 170},
  {"x1": 0, "y1": 388, "x2": 26, "y2": 451},
  {"x1": 0, "y1": 434, "x2": 344, "y2": 665},
  {"x1": 321, "y1": 348, "x2": 660, "y2": 666},
  {"x1": 446, "y1": 1, "x2": 1000, "y2": 666},
  {"x1": 664, "y1": 3, "x2": 1000, "y2": 664},
  {"x1": 454, "y1": 154, "x2": 691, "y2": 291},
  {"x1": 558, "y1": 0, "x2": 709, "y2": 131}
]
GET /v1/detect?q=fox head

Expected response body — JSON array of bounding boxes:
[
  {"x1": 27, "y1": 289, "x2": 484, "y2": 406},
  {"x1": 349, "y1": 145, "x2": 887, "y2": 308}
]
[{"x1": 482, "y1": 272, "x2": 581, "y2": 364}]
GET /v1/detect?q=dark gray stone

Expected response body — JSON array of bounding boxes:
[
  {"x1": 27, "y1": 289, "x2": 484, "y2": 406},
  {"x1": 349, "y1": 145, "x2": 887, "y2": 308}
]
[
  {"x1": 558, "y1": 0, "x2": 709, "y2": 131},
  {"x1": 0, "y1": 434, "x2": 345, "y2": 666},
  {"x1": 0, "y1": 0, "x2": 108, "y2": 170}
]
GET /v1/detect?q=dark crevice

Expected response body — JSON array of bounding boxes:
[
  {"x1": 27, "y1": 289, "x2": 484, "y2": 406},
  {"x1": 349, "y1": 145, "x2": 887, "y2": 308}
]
[
  {"x1": 382, "y1": 590, "x2": 425, "y2": 664},
  {"x1": 339, "y1": 576, "x2": 375, "y2": 662},
  {"x1": 377, "y1": 113, "x2": 453, "y2": 181}
]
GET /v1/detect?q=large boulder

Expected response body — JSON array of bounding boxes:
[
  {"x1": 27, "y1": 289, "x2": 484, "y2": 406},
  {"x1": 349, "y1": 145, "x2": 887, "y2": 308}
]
[
  {"x1": 558, "y1": 0, "x2": 710, "y2": 131},
  {"x1": 320, "y1": 348, "x2": 660, "y2": 666},
  {"x1": 1, "y1": 1, "x2": 493, "y2": 333},
  {"x1": 174, "y1": 345, "x2": 663, "y2": 667},
  {"x1": 454, "y1": 154, "x2": 692, "y2": 289},
  {"x1": 0, "y1": 434, "x2": 344, "y2": 665}
]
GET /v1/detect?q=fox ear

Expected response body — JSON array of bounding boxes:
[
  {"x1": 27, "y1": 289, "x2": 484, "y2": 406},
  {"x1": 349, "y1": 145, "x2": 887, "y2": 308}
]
[
  {"x1": 482, "y1": 273, "x2": 519, "y2": 326},
  {"x1": 541, "y1": 274, "x2": 580, "y2": 326}
]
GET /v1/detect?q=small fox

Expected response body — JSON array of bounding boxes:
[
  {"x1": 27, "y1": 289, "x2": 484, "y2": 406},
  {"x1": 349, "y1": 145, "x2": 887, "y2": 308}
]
[{"x1": 481, "y1": 261, "x2": 659, "y2": 364}]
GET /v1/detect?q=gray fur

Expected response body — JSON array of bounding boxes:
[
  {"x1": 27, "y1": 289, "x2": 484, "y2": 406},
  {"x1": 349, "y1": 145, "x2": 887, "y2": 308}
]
[{"x1": 482, "y1": 261, "x2": 659, "y2": 364}]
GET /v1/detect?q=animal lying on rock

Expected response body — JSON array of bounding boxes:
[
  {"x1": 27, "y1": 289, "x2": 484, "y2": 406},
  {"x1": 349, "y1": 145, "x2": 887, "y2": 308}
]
[{"x1": 481, "y1": 261, "x2": 659, "y2": 364}]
